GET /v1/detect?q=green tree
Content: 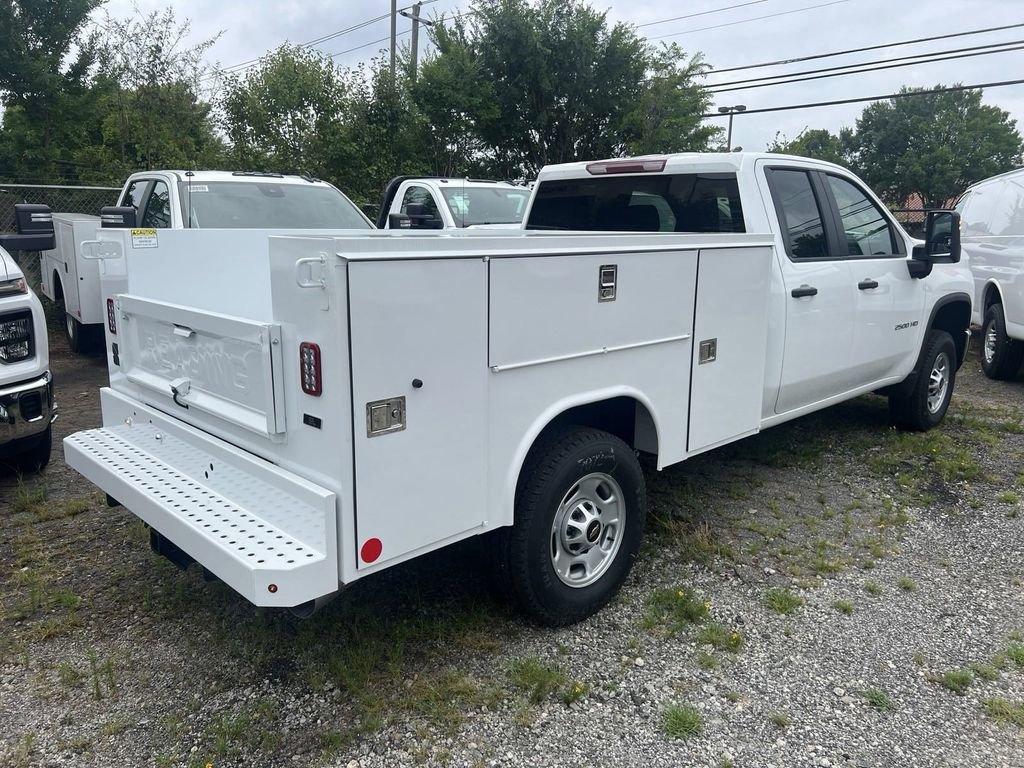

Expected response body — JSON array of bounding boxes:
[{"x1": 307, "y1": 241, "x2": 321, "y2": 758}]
[
  {"x1": 418, "y1": 0, "x2": 717, "y2": 178},
  {"x1": 849, "y1": 86, "x2": 1022, "y2": 207},
  {"x1": 768, "y1": 127, "x2": 852, "y2": 167}
]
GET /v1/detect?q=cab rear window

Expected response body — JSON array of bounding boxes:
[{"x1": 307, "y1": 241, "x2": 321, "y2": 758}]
[{"x1": 525, "y1": 173, "x2": 745, "y2": 233}]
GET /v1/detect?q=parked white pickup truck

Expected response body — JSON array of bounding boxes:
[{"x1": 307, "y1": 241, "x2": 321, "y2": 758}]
[
  {"x1": 0, "y1": 205, "x2": 56, "y2": 472},
  {"x1": 956, "y1": 167, "x2": 1024, "y2": 379},
  {"x1": 40, "y1": 170, "x2": 372, "y2": 352},
  {"x1": 63, "y1": 153, "x2": 971, "y2": 625},
  {"x1": 377, "y1": 176, "x2": 530, "y2": 229}
]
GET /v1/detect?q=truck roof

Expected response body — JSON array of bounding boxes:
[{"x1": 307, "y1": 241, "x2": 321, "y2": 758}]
[
  {"x1": 129, "y1": 170, "x2": 334, "y2": 187},
  {"x1": 535, "y1": 152, "x2": 851, "y2": 182}
]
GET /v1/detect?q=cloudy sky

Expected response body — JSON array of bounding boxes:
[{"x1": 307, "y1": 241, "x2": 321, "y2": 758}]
[{"x1": 103, "y1": 0, "x2": 1024, "y2": 152}]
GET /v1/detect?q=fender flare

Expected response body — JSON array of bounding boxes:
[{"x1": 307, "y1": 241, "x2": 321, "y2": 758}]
[{"x1": 981, "y1": 279, "x2": 1006, "y2": 314}]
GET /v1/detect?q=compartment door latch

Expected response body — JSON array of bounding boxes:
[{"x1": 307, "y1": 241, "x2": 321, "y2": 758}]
[
  {"x1": 366, "y1": 396, "x2": 406, "y2": 437},
  {"x1": 599, "y1": 264, "x2": 617, "y2": 302}
]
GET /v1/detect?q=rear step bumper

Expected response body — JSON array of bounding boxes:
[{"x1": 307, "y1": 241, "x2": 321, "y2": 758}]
[{"x1": 64, "y1": 388, "x2": 339, "y2": 608}]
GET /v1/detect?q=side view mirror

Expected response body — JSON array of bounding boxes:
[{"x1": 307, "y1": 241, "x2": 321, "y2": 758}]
[
  {"x1": 404, "y1": 203, "x2": 444, "y2": 230},
  {"x1": 100, "y1": 205, "x2": 137, "y2": 229},
  {"x1": 0, "y1": 204, "x2": 55, "y2": 251},
  {"x1": 913, "y1": 210, "x2": 961, "y2": 263},
  {"x1": 388, "y1": 213, "x2": 412, "y2": 229}
]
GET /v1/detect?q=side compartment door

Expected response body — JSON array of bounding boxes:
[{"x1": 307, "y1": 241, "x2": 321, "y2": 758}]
[
  {"x1": 763, "y1": 166, "x2": 857, "y2": 414},
  {"x1": 820, "y1": 172, "x2": 925, "y2": 383},
  {"x1": 348, "y1": 258, "x2": 488, "y2": 568}
]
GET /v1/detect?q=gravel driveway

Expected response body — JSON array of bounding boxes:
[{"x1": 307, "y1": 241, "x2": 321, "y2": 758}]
[{"x1": 1, "y1": 330, "x2": 1022, "y2": 768}]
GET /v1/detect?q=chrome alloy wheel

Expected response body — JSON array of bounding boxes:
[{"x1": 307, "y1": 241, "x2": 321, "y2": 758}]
[
  {"x1": 65, "y1": 313, "x2": 74, "y2": 338},
  {"x1": 984, "y1": 321, "x2": 997, "y2": 365},
  {"x1": 927, "y1": 351, "x2": 951, "y2": 414},
  {"x1": 550, "y1": 472, "x2": 625, "y2": 588}
]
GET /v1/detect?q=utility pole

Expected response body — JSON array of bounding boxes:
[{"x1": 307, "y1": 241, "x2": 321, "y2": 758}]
[
  {"x1": 400, "y1": 2, "x2": 434, "y2": 81},
  {"x1": 390, "y1": 0, "x2": 398, "y2": 81},
  {"x1": 717, "y1": 105, "x2": 746, "y2": 151}
]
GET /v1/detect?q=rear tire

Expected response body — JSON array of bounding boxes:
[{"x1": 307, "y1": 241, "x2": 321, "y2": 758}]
[
  {"x1": 496, "y1": 426, "x2": 646, "y2": 627},
  {"x1": 980, "y1": 303, "x2": 1023, "y2": 380},
  {"x1": 64, "y1": 312, "x2": 84, "y2": 353},
  {"x1": 889, "y1": 330, "x2": 956, "y2": 431}
]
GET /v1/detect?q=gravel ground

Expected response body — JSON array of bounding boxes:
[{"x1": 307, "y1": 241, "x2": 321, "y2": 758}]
[{"x1": 1, "y1": 327, "x2": 1022, "y2": 768}]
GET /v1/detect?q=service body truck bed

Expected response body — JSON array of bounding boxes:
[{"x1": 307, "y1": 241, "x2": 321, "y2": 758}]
[{"x1": 64, "y1": 153, "x2": 974, "y2": 624}]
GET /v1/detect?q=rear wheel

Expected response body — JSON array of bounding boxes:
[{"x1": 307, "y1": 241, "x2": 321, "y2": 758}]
[
  {"x1": 889, "y1": 330, "x2": 956, "y2": 431},
  {"x1": 64, "y1": 311, "x2": 85, "y2": 353},
  {"x1": 980, "y1": 303, "x2": 1023, "y2": 380},
  {"x1": 496, "y1": 426, "x2": 646, "y2": 626}
]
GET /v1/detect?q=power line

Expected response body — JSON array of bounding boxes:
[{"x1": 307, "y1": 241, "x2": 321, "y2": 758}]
[
  {"x1": 648, "y1": 0, "x2": 851, "y2": 41},
  {"x1": 634, "y1": 0, "x2": 769, "y2": 29},
  {"x1": 702, "y1": 78, "x2": 1024, "y2": 117},
  {"x1": 327, "y1": 7, "x2": 478, "y2": 60},
  {"x1": 711, "y1": 20, "x2": 1024, "y2": 74},
  {"x1": 709, "y1": 41, "x2": 1024, "y2": 93}
]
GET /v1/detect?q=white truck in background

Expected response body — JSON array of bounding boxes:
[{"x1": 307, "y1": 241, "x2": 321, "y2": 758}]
[
  {"x1": 956, "y1": 167, "x2": 1024, "y2": 380},
  {"x1": 63, "y1": 153, "x2": 971, "y2": 626},
  {"x1": 377, "y1": 176, "x2": 530, "y2": 230},
  {"x1": 0, "y1": 205, "x2": 57, "y2": 472},
  {"x1": 40, "y1": 170, "x2": 373, "y2": 352}
]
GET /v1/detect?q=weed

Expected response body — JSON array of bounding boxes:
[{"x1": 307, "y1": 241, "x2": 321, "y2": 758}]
[
  {"x1": 697, "y1": 651, "x2": 719, "y2": 670},
  {"x1": 643, "y1": 587, "x2": 709, "y2": 633},
  {"x1": 863, "y1": 580, "x2": 883, "y2": 596},
  {"x1": 938, "y1": 668, "x2": 973, "y2": 694},
  {"x1": 969, "y1": 662, "x2": 999, "y2": 682},
  {"x1": 912, "y1": 652, "x2": 927, "y2": 666},
  {"x1": 768, "y1": 710, "x2": 791, "y2": 728},
  {"x1": 11, "y1": 482, "x2": 47, "y2": 517},
  {"x1": 663, "y1": 703, "x2": 702, "y2": 740},
  {"x1": 1006, "y1": 644, "x2": 1024, "y2": 668},
  {"x1": 697, "y1": 623, "x2": 744, "y2": 653},
  {"x1": 562, "y1": 681, "x2": 588, "y2": 706},
  {"x1": 997, "y1": 490, "x2": 1020, "y2": 505},
  {"x1": 724, "y1": 690, "x2": 742, "y2": 703},
  {"x1": 863, "y1": 687, "x2": 894, "y2": 711},
  {"x1": 508, "y1": 657, "x2": 565, "y2": 705},
  {"x1": 765, "y1": 587, "x2": 803, "y2": 615},
  {"x1": 833, "y1": 600, "x2": 854, "y2": 615},
  {"x1": 984, "y1": 698, "x2": 1024, "y2": 728},
  {"x1": 57, "y1": 662, "x2": 83, "y2": 689},
  {"x1": 897, "y1": 576, "x2": 917, "y2": 593}
]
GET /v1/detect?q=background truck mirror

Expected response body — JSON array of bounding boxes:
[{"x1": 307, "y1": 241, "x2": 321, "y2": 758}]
[
  {"x1": 99, "y1": 205, "x2": 137, "y2": 229},
  {"x1": 0, "y1": 203, "x2": 55, "y2": 252},
  {"x1": 404, "y1": 203, "x2": 443, "y2": 229},
  {"x1": 388, "y1": 212, "x2": 412, "y2": 229}
]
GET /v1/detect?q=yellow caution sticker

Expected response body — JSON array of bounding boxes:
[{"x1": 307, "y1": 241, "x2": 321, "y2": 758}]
[{"x1": 131, "y1": 228, "x2": 158, "y2": 249}]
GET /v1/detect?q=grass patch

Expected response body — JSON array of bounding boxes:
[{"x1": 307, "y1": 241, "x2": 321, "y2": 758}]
[
  {"x1": 697, "y1": 622, "x2": 744, "y2": 653},
  {"x1": 896, "y1": 576, "x2": 917, "y2": 593},
  {"x1": 832, "y1": 599, "x2": 854, "y2": 615},
  {"x1": 697, "y1": 651, "x2": 719, "y2": 670},
  {"x1": 642, "y1": 587, "x2": 709, "y2": 633},
  {"x1": 768, "y1": 711, "x2": 791, "y2": 729},
  {"x1": 984, "y1": 698, "x2": 1024, "y2": 728},
  {"x1": 662, "y1": 703, "x2": 702, "y2": 740},
  {"x1": 863, "y1": 687, "x2": 895, "y2": 711},
  {"x1": 863, "y1": 580, "x2": 883, "y2": 596},
  {"x1": 1005, "y1": 643, "x2": 1024, "y2": 668},
  {"x1": 507, "y1": 657, "x2": 565, "y2": 705},
  {"x1": 997, "y1": 490, "x2": 1020, "y2": 505},
  {"x1": 938, "y1": 668, "x2": 973, "y2": 694},
  {"x1": 764, "y1": 587, "x2": 803, "y2": 615},
  {"x1": 969, "y1": 662, "x2": 999, "y2": 682}
]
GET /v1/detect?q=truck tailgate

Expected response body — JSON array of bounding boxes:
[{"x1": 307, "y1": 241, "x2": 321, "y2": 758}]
[{"x1": 64, "y1": 389, "x2": 338, "y2": 608}]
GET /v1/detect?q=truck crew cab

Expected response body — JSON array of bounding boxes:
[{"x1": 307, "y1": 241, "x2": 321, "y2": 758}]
[
  {"x1": 63, "y1": 153, "x2": 970, "y2": 626},
  {"x1": 40, "y1": 170, "x2": 372, "y2": 352},
  {"x1": 378, "y1": 177, "x2": 530, "y2": 230}
]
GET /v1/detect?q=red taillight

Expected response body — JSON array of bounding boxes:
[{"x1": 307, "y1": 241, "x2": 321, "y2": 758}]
[
  {"x1": 106, "y1": 298, "x2": 117, "y2": 335},
  {"x1": 586, "y1": 158, "x2": 667, "y2": 175},
  {"x1": 299, "y1": 342, "x2": 322, "y2": 396}
]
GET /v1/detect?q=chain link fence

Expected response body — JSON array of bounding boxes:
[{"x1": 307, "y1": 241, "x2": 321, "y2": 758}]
[
  {"x1": 891, "y1": 208, "x2": 928, "y2": 239},
  {"x1": 0, "y1": 183, "x2": 120, "y2": 233}
]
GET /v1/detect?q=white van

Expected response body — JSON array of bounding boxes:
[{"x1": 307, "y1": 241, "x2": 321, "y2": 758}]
[{"x1": 958, "y1": 168, "x2": 1024, "y2": 379}]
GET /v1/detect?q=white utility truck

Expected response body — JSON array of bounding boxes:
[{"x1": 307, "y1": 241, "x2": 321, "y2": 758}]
[
  {"x1": 378, "y1": 176, "x2": 530, "y2": 230},
  {"x1": 63, "y1": 153, "x2": 971, "y2": 625},
  {"x1": 40, "y1": 170, "x2": 372, "y2": 352},
  {"x1": 956, "y1": 167, "x2": 1024, "y2": 379},
  {"x1": 0, "y1": 205, "x2": 57, "y2": 472}
]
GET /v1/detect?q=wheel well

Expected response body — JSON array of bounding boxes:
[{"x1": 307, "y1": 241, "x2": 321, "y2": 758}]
[
  {"x1": 52, "y1": 271, "x2": 63, "y2": 302},
  {"x1": 539, "y1": 396, "x2": 658, "y2": 457},
  {"x1": 931, "y1": 299, "x2": 971, "y2": 365},
  {"x1": 983, "y1": 283, "x2": 1002, "y2": 313}
]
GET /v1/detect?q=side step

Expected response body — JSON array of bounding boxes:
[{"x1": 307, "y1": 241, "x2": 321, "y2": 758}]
[{"x1": 64, "y1": 396, "x2": 338, "y2": 608}]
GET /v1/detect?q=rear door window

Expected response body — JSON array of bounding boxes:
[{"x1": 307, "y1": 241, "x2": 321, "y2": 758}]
[
  {"x1": 525, "y1": 173, "x2": 745, "y2": 233},
  {"x1": 766, "y1": 169, "x2": 830, "y2": 260}
]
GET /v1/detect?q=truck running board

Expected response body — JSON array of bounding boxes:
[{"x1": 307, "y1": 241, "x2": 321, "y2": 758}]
[{"x1": 64, "y1": 405, "x2": 338, "y2": 608}]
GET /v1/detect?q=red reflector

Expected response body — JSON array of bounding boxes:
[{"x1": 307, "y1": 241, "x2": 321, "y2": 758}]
[
  {"x1": 267, "y1": 583, "x2": 278, "y2": 594},
  {"x1": 586, "y1": 158, "x2": 667, "y2": 175},
  {"x1": 106, "y1": 298, "x2": 116, "y2": 335},
  {"x1": 299, "y1": 342, "x2": 322, "y2": 396},
  {"x1": 360, "y1": 538, "x2": 383, "y2": 564}
]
